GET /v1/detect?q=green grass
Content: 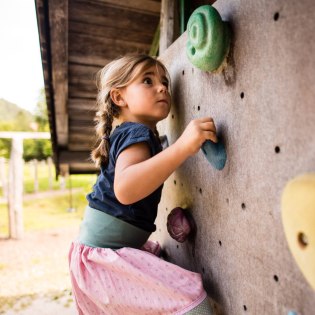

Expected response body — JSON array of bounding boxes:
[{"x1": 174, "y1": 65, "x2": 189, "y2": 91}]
[
  {"x1": 0, "y1": 160, "x2": 97, "y2": 194},
  {"x1": 0, "y1": 173, "x2": 97, "y2": 236}
]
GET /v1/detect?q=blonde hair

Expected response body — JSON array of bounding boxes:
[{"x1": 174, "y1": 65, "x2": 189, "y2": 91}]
[{"x1": 91, "y1": 54, "x2": 170, "y2": 167}]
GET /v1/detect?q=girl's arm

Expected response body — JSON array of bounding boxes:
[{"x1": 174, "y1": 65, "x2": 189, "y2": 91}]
[{"x1": 114, "y1": 117, "x2": 217, "y2": 205}]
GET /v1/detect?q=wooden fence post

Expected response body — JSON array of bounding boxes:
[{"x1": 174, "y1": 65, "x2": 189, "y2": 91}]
[
  {"x1": 33, "y1": 159, "x2": 39, "y2": 193},
  {"x1": 47, "y1": 157, "x2": 53, "y2": 190},
  {"x1": 8, "y1": 137, "x2": 24, "y2": 239},
  {"x1": 0, "y1": 157, "x2": 8, "y2": 200}
]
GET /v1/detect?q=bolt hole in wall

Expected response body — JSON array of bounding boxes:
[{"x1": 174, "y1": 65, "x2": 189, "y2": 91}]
[
  {"x1": 297, "y1": 232, "x2": 308, "y2": 248},
  {"x1": 219, "y1": 240, "x2": 222, "y2": 246},
  {"x1": 275, "y1": 146, "x2": 280, "y2": 153},
  {"x1": 274, "y1": 275, "x2": 279, "y2": 282},
  {"x1": 240, "y1": 92, "x2": 244, "y2": 99},
  {"x1": 241, "y1": 203, "x2": 246, "y2": 210},
  {"x1": 182, "y1": 70, "x2": 185, "y2": 75},
  {"x1": 243, "y1": 305, "x2": 247, "y2": 311},
  {"x1": 274, "y1": 12, "x2": 279, "y2": 21},
  {"x1": 171, "y1": 114, "x2": 175, "y2": 119},
  {"x1": 197, "y1": 105, "x2": 200, "y2": 111}
]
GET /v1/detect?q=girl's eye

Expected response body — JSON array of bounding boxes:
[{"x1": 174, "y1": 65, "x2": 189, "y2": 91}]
[
  {"x1": 143, "y1": 78, "x2": 152, "y2": 84},
  {"x1": 162, "y1": 81, "x2": 169, "y2": 88}
]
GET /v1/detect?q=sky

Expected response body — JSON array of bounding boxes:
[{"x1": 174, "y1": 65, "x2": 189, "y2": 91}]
[{"x1": 0, "y1": 0, "x2": 44, "y2": 113}]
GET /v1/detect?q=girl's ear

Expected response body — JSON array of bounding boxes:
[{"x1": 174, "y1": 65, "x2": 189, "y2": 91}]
[{"x1": 110, "y1": 88, "x2": 125, "y2": 107}]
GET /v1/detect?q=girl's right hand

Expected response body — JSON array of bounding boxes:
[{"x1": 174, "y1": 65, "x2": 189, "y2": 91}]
[{"x1": 176, "y1": 117, "x2": 218, "y2": 157}]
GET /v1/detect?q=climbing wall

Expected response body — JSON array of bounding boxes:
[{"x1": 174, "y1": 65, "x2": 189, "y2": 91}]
[{"x1": 152, "y1": 0, "x2": 315, "y2": 314}]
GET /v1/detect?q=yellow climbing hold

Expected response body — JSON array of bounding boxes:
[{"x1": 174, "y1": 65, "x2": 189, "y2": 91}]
[{"x1": 281, "y1": 174, "x2": 315, "y2": 290}]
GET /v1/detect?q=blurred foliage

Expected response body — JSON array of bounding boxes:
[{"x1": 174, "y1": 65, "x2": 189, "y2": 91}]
[
  {"x1": 34, "y1": 89, "x2": 49, "y2": 132},
  {"x1": 0, "y1": 89, "x2": 52, "y2": 160},
  {"x1": 23, "y1": 139, "x2": 52, "y2": 162}
]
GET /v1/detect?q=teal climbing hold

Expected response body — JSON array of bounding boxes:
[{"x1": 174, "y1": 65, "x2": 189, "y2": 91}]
[
  {"x1": 186, "y1": 5, "x2": 231, "y2": 72},
  {"x1": 201, "y1": 139, "x2": 227, "y2": 170}
]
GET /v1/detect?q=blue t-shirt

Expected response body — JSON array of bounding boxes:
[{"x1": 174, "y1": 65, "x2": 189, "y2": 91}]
[{"x1": 87, "y1": 122, "x2": 163, "y2": 232}]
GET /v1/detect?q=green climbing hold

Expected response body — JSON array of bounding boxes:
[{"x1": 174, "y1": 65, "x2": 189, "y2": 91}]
[{"x1": 186, "y1": 5, "x2": 231, "y2": 72}]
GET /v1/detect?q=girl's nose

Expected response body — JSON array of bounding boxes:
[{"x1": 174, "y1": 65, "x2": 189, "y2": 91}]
[{"x1": 158, "y1": 83, "x2": 167, "y2": 93}]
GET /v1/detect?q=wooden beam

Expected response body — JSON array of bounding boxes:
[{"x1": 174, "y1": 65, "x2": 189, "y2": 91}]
[
  {"x1": 69, "y1": 165, "x2": 98, "y2": 174},
  {"x1": 159, "y1": 0, "x2": 180, "y2": 54},
  {"x1": 49, "y1": 0, "x2": 69, "y2": 147}
]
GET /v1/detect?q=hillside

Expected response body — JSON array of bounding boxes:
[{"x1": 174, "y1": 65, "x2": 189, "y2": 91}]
[{"x1": 0, "y1": 98, "x2": 33, "y2": 123}]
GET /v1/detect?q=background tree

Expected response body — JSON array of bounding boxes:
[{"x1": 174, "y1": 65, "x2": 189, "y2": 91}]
[
  {"x1": 23, "y1": 88, "x2": 52, "y2": 161},
  {"x1": 0, "y1": 89, "x2": 52, "y2": 160}
]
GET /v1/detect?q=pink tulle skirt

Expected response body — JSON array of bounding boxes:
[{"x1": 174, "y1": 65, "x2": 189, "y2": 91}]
[{"x1": 69, "y1": 241, "x2": 207, "y2": 315}]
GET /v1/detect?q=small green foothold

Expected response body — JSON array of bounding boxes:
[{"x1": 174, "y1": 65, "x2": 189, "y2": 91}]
[{"x1": 186, "y1": 5, "x2": 231, "y2": 72}]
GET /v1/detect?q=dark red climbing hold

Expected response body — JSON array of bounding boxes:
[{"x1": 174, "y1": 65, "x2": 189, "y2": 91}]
[{"x1": 167, "y1": 207, "x2": 196, "y2": 242}]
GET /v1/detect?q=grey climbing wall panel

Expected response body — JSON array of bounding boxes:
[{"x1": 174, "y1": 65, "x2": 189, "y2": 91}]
[{"x1": 152, "y1": 0, "x2": 315, "y2": 314}]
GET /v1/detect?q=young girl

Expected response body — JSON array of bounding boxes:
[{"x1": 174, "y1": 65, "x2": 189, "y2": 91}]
[{"x1": 69, "y1": 54, "x2": 218, "y2": 314}]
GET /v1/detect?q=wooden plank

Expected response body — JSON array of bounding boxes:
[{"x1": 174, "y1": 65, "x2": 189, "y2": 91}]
[
  {"x1": 69, "y1": 33, "x2": 151, "y2": 56},
  {"x1": 82, "y1": 0, "x2": 161, "y2": 14},
  {"x1": 69, "y1": 1, "x2": 159, "y2": 34},
  {"x1": 69, "y1": 20, "x2": 154, "y2": 45},
  {"x1": 59, "y1": 150, "x2": 92, "y2": 163},
  {"x1": 69, "y1": 129, "x2": 94, "y2": 140},
  {"x1": 69, "y1": 124, "x2": 95, "y2": 133},
  {"x1": 69, "y1": 134, "x2": 95, "y2": 145},
  {"x1": 69, "y1": 63, "x2": 101, "y2": 79},
  {"x1": 68, "y1": 98, "x2": 96, "y2": 111},
  {"x1": 69, "y1": 54, "x2": 114, "y2": 67},
  {"x1": 68, "y1": 110, "x2": 95, "y2": 121},
  {"x1": 68, "y1": 142, "x2": 95, "y2": 151},
  {"x1": 68, "y1": 64, "x2": 98, "y2": 96},
  {"x1": 69, "y1": 36, "x2": 151, "y2": 67},
  {"x1": 49, "y1": 0, "x2": 69, "y2": 147},
  {"x1": 69, "y1": 84, "x2": 97, "y2": 99}
]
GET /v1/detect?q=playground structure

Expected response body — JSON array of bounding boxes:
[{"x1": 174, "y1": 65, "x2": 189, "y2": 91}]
[{"x1": 152, "y1": 1, "x2": 315, "y2": 314}]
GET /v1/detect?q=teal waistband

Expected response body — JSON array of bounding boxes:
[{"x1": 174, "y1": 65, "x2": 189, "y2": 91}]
[{"x1": 78, "y1": 206, "x2": 151, "y2": 249}]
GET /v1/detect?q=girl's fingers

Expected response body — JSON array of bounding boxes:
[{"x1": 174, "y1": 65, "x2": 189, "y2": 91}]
[
  {"x1": 203, "y1": 131, "x2": 218, "y2": 143},
  {"x1": 200, "y1": 121, "x2": 216, "y2": 132},
  {"x1": 197, "y1": 117, "x2": 214, "y2": 123}
]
